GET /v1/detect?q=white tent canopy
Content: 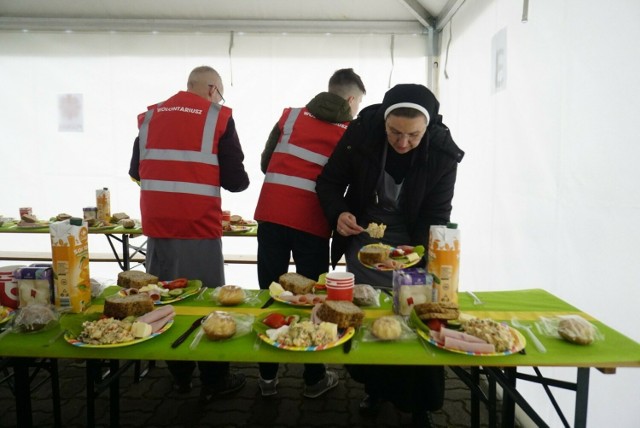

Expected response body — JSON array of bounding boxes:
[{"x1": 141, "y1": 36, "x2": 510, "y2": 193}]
[{"x1": 0, "y1": 1, "x2": 638, "y2": 427}]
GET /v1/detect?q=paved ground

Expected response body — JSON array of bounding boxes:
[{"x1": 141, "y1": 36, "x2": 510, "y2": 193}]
[{"x1": 0, "y1": 359, "x2": 522, "y2": 428}]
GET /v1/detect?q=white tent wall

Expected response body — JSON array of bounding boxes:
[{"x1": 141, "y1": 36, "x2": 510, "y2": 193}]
[
  {"x1": 437, "y1": 0, "x2": 640, "y2": 427},
  {"x1": 0, "y1": 31, "x2": 427, "y2": 281}
]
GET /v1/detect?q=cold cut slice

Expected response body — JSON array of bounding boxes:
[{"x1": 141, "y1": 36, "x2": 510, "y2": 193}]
[
  {"x1": 444, "y1": 336, "x2": 496, "y2": 354},
  {"x1": 136, "y1": 305, "x2": 175, "y2": 324},
  {"x1": 440, "y1": 326, "x2": 487, "y2": 343},
  {"x1": 149, "y1": 313, "x2": 175, "y2": 333}
]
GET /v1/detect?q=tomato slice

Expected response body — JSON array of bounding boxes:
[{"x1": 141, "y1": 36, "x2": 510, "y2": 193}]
[
  {"x1": 263, "y1": 313, "x2": 286, "y2": 329},
  {"x1": 164, "y1": 278, "x2": 188, "y2": 290},
  {"x1": 426, "y1": 319, "x2": 446, "y2": 332}
]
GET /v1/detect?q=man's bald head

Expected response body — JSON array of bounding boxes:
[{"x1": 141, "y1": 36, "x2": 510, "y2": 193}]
[{"x1": 187, "y1": 66, "x2": 224, "y2": 103}]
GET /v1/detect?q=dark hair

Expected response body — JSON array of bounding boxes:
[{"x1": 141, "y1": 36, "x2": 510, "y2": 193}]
[{"x1": 328, "y1": 68, "x2": 366, "y2": 96}]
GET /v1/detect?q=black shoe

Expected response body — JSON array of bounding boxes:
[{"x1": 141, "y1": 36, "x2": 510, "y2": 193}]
[
  {"x1": 199, "y1": 373, "x2": 246, "y2": 403},
  {"x1": 359, "y1": 394, "x2": 381, "y2": 416},
  {"x1": 411, "y1": 410, "x2": 435, "y2": 428}
]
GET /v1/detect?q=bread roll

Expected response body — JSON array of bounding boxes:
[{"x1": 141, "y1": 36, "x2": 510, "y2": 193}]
[
  {"x1": 203, "y1": 311, "x2": 236, "y2": 340},
  {"x1": 217, "y1": 285, "x2": 245, "y2": 306},
  {"x1": 371, "y1": 316, "x2": 402, "y2": 340},
  {"x1": 558, "y1": 316, "x2": 596, "y2": 345},
  {"x1": 358, "y1": 245, "x2": 390, "y2": 266}
]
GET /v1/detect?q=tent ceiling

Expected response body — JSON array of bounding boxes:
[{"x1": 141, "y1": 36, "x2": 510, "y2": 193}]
[{"x1": 0, "y1": 0, "x2": 462, "y2": 34}]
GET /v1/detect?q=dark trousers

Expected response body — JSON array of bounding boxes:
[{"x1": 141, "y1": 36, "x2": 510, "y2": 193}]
[
  {"x1": 257, "y1": 222, "x2": 329, "y2": 385},
  {"x1": 167, "y1": 361, "x2": 230, "y2": 387},
  {"x1": 346, "y1": 364, "x2": 445, "y2": 412}
]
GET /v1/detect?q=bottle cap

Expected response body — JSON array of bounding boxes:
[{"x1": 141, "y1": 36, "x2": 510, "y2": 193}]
[{"x1": 446, "y1": 222, "x2": 458, "y2": 229}]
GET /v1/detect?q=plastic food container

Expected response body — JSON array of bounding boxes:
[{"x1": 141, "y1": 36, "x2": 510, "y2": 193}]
[{"x1": 13, "y1": 264, "x2": 54, "y2": 307}]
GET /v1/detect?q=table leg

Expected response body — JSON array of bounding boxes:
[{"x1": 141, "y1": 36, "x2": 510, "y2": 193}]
[
  {"x1": 500, "y1": 367, "x2": 516, "y2": 428},
  {"x1": 13, "y1": 358, "x2": 32, "y2": 428},
  {"x1": 574, "y1": 368, "x2": 590, "y2": 428},
  {"x1": 470, "y1": 367, "x2": 481, "y2": 427},
  {"x1": 122, "y1": 235, "x2": 130, "y2": 271}
]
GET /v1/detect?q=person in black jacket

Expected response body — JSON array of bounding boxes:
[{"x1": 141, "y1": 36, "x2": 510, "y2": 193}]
[{"x1": 316, "y1": 84, "x2": 463, "y2": 427}]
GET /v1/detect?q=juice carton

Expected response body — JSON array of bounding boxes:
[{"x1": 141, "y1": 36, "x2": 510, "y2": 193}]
[
  {"x1": 49, "y1": 218, "x2": 91, "y2": 312},
  {"x1": 96, "y1": 188, "x2": 111, "y2": 224},
  {"x1": 427, "y1": 223, "x2": 460, "y2": 304}
]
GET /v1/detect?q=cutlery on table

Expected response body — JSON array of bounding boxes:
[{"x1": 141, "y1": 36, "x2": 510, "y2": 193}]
[
  {"x1": 466, "y1": 291, "x2": 484, "y2": 305},
  {"x1": 195, "y1": 287, "x2": 208, "y2": 301},
  {"x1": 44, "y1": 329, "x2": 66, "y2": 347},
  {"x1": 171, "y1": 316, "x2": 206, "y2": 349},
  {"x1": 261, "y1": 297, "x2": 275, "y2": 309},
  {"x1": 511, "y1": 318, "x2": 547, "y2": 353}
]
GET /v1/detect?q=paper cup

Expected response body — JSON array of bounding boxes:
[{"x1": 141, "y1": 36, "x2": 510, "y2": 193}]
[
  {"x1": 325, "y1": 272, "x2": 354, "y2": 288},
  {"x1": 326, "y1": 284, "x2": 354, "y2": 301}
]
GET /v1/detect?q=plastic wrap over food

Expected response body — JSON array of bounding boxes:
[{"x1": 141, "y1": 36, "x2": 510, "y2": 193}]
[{"x1": 536, "y1": 315, "x2": 603, "y2": 345}]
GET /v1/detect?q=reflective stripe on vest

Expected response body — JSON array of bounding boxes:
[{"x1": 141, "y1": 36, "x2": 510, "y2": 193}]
[
  {"x1": 139, "y1": 102, "x2": 221, "y2": 197},
  {"x1": 264, "y1": 172, "x2": 317, "y2": 193},
  {"x1": 141, "y1": 179, "x2": 221, "y2": 197},
  {"x1": 264, "y1": 108, "x2": 329, "y2": 193},
  {"x1": 273, "y1": 108, "x2": 330, "y2": 166}
]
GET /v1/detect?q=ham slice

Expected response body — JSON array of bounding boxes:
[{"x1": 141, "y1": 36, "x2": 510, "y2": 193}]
[
  {"x1": 136, "y1": 305, "x2": 175, "y2": 324},
  {"x1": 149, "y1": 313, "x2": 175, "y2": 333},
  {"x1": 440, "y1": 327, "x2": 487, "y2": 343},
  {"x1": 444, "y1": 336, "x2": 496, "y2": 354}
]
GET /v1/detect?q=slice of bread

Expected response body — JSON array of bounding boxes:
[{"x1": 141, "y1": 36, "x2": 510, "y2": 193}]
[
  {"x1": 413, "y1": 302, "x2": 460, "y2": 320},
  {"x1": 278, "y1": 272, "x2": 316, "y2": 295},
  {"x1": 359, "y1": 245, "x2": 390, "y2": 266},
  {"x1": 103, "y1": 293, "x2": 154, "y2": 320},
  {"x1": 117, "y1": 270, "x2": 158, "y2": 290},
  {"x1": 316, "y1": 300, "x2": 364, "y2": 329}
]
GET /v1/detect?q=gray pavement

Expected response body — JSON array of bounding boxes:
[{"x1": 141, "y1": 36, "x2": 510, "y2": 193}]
[{"x1": 1, "y1": 360, "x2": 520, "y2": 428}]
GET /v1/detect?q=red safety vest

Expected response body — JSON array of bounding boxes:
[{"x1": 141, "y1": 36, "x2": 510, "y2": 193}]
[
  {"x1": 254, "y1": 107, "x2": 349, "y2": 238},
  {"x1": 138, "y1": 91, "x2": 230, "y2": 239}
]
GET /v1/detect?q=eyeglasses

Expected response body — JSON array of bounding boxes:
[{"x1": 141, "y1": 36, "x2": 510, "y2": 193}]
[
  {"x1": 385, "y1": 125, "x2": 426, "y2": 143},
  {"x1": 208, "y1": 84, "x2": 225, "y2": 105}
]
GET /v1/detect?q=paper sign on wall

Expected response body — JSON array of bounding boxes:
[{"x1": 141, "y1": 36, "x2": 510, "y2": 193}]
[{"x1": 58, "y1": 93, "x2": 84, "y2": 132}]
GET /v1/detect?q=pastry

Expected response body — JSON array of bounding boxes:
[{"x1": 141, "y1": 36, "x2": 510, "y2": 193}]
[
  {"x1": 371, "y1": 316, "x2": 402, "y2": 340},
  {"x1": 217, "y1": 285, "x2": 245, "y2": 306},
  {"x1": 558, "y1": 316, "x2": 596, "y2": 345},
  {"x1": 203, "y1": 311, "x2": 236, "y2": 340}
]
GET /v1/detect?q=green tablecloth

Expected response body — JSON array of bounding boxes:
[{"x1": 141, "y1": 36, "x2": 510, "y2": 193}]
[{"x1": 1, "y1": 289, "x2": 638, "y2": 369}]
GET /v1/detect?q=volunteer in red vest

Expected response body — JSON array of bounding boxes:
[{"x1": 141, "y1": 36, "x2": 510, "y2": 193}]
[
  {"x1": 129, "y1": 65, "x2": 249, "y2": 402},
  {"x1": 253, "y1": 68, "x2": 366, "y2": 398}
]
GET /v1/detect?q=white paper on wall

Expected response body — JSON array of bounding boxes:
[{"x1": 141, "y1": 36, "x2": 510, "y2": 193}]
[{"x1": 58, "y1": 93, "x2": 84, "y2": 132}]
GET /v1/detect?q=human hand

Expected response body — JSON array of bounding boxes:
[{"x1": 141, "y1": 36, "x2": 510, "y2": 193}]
[{"x1": 336, "y1": 212, "x2": 364, "y2": 236}]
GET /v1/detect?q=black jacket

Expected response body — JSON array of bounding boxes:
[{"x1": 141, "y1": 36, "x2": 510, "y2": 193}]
[{"x1": 316, "y1": 103, "x2": 464, "y2": 268}]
